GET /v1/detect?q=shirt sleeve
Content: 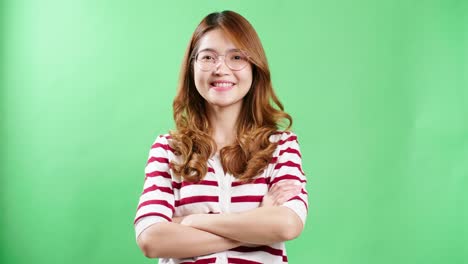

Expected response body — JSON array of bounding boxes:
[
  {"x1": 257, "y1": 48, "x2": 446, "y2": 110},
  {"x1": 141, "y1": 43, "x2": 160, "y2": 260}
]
[
  {"x1": 269, "y1": 132, "x2": 309, "y2": 225},
  {"x1": 133, "y1": 134, "x2": 175, "y2": 240}
]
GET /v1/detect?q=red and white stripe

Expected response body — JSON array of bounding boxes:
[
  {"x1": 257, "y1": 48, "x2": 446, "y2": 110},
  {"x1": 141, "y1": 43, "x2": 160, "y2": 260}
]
[{"x1": 134, "y1": 132, "x2": 308, "y2": 263}]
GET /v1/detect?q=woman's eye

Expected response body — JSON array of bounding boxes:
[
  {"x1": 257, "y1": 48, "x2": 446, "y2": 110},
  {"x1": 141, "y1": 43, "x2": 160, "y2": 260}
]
[
  {"x1": 231, "y1": 55, "x2": 244, "y2": 60},
  {"x1": 201, "y1": 55, "x2": 216, "y2": 61}
]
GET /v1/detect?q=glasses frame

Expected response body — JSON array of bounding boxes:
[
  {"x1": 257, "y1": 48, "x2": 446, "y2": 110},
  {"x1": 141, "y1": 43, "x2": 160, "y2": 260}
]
[{"x1": 192, "y1": 49, "x2": 250, "y2": 72}]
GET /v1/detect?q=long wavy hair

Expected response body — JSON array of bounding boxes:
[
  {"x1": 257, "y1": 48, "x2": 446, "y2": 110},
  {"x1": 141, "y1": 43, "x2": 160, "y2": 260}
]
[{"x1": 170, "y1": 10, "x2": 292, "y2": 183}]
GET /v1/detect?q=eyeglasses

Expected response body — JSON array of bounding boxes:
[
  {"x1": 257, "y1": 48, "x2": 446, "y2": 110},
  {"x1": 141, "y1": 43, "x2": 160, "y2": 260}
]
[{"x1": 193, "y1": 50, "x2": 250, "y2": 71}]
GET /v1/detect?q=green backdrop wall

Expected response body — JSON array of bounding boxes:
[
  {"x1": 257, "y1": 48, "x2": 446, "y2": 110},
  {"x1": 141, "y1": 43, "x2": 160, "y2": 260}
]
[{"x1": 2, "y1": 0, "x2": 467, "y2": 263}]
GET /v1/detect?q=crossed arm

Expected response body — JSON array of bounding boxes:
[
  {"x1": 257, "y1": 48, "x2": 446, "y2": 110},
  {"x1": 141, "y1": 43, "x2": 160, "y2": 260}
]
[{"x1": 137, "y1": 180, "x2": 303, "y2": 259}]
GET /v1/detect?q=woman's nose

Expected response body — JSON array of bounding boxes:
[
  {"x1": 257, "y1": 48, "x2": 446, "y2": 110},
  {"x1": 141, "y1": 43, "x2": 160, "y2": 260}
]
[{"x1": 214, "y1": 56, "x2": 229, "y2": 73}]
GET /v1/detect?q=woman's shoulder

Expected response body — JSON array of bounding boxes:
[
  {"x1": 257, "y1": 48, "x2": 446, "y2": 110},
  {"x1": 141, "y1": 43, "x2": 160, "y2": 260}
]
[
  {"x1": 269, "y1": 130, "x2": 299, "y2": 144},
  {"x1": 151, "y1": 133, "x2": 172, "y2": 144},
  {"x1": 148, "y1": 133, "x2": 175, "y2": 155}
]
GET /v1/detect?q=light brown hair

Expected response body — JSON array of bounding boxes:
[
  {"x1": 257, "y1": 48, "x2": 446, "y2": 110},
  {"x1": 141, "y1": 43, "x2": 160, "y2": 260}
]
[{"x1": 170, "y1": 10, "x2": 292, "y2": 182}]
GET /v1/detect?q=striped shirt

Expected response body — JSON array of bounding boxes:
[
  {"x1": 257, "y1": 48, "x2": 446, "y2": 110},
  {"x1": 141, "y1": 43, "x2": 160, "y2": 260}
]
[{"x1": 134, "y1": 131, "x2": 308, "y2": 264}]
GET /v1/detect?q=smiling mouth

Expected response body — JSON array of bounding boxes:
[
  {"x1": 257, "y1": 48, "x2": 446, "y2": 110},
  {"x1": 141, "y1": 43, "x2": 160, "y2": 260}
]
[{"x1": 210, "y1": 82, "x2": 235, "y2": 91}]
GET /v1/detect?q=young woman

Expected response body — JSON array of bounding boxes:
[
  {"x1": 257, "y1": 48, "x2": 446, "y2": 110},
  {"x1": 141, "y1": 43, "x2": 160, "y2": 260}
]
[{"x1": 134, "y1": 10, "x2": 308, "y2": 264}]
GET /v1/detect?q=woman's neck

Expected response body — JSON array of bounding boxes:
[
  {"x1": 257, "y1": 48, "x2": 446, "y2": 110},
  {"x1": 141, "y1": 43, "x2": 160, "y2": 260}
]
[{"x1": 206, "y1": 104, "x2": 242, "y2": 151}]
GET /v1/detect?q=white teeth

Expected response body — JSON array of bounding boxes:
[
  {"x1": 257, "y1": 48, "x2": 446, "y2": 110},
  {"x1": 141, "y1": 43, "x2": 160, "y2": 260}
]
[{"x1": 212, "y1": 82, "x2": 234, "y2": 87}]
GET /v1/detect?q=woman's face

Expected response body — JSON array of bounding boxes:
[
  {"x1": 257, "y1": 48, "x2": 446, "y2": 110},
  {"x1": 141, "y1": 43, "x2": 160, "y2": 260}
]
[{"x1": 193, "y1": 29, "x2": 253, "y2": 111}]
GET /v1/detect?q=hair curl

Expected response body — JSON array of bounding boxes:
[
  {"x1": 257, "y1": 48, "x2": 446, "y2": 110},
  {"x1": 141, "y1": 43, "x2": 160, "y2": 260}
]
[{"x1": 170, "y1": 10, "x2": 292, "y2": 183}]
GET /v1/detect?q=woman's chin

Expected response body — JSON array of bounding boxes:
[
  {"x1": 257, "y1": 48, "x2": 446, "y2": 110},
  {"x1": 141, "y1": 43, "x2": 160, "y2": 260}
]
[{"x1": 206, "y1": 99, "x2": 243, "y2": 110}]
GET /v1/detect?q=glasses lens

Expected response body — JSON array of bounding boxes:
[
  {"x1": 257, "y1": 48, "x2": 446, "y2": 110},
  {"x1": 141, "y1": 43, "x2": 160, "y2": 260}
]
[
  {"x1": 196, "y1": 50, "x2": 248, "y2": 71},
  {"x1": 196, "y1": 51, "x2": 217, "y2": 71},
  {"x1": 226, "y1": 51, "x2": 248, "y2": 71}
]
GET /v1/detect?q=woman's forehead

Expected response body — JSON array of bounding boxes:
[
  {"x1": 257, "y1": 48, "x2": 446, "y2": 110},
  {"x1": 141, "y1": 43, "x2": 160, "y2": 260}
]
[{"x1": 197, "y1": 29, "x2": 239, "y2": 52}]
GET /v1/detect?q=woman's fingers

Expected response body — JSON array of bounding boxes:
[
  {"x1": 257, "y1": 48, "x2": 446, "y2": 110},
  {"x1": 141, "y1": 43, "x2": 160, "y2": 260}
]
[
  {"x1": 262, "y1": 180, "x2": 303, "y2": 207},
  {"x1": 268, "y1": 180, "x2": 302, "y2": 205},
  {"x1": 274, "y1": 188, "x2": 302, "y2": 205},
  {"x1": 271, "y1": 181, "x2": 301, "y2": 195}
]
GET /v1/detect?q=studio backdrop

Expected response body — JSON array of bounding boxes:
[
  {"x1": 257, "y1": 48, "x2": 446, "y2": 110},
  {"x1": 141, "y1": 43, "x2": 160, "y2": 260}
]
[{"x1": 1, "y1": 0, "x2": 467, "y2": 263}]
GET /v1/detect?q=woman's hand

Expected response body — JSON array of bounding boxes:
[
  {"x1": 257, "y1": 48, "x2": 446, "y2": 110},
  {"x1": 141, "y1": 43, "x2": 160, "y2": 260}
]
[{"x1": 261, "y1": 180, "x2": 302, "y2": 207}]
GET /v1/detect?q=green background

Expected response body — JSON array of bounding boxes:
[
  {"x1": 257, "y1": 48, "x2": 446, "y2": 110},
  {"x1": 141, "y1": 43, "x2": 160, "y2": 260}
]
[{"x1": 2, "y1": 0, "x2": 467, "y2": 263}]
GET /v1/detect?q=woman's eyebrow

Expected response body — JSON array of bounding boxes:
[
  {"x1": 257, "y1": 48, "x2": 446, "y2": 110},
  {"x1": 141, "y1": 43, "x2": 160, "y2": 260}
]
[{"x1": 197, "y1": 48, "x2": 241, "y2": 53}]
